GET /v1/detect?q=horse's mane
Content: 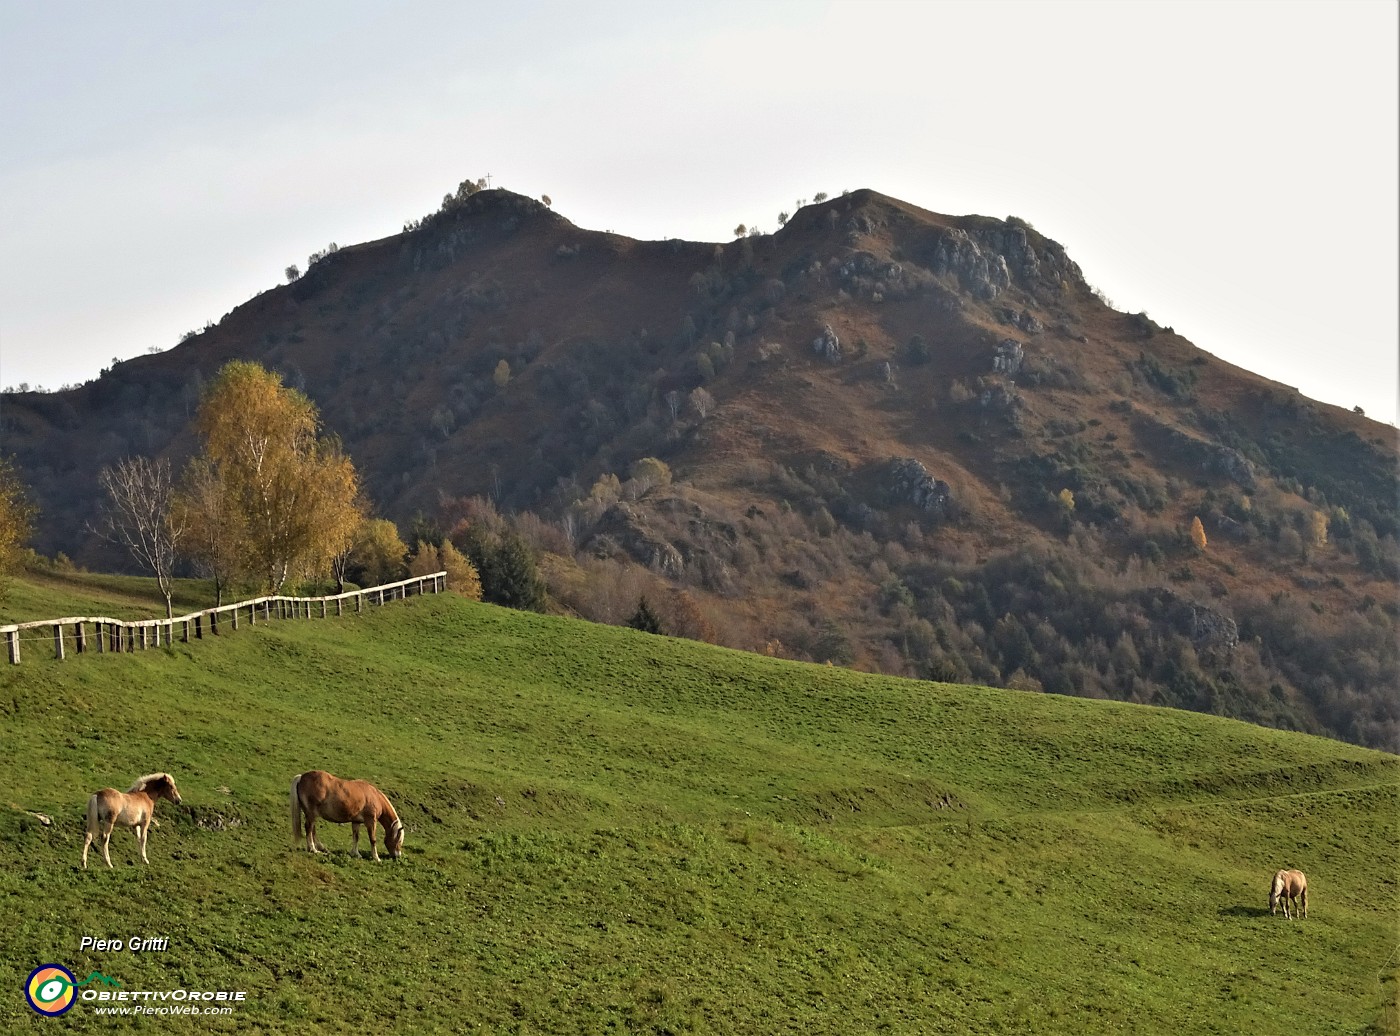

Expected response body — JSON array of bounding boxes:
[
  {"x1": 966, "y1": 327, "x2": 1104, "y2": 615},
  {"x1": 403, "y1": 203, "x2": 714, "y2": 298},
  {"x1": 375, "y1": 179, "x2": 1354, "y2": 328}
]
[{"x1": 128, "y1": 772, "x2": 174, "y2": 793}]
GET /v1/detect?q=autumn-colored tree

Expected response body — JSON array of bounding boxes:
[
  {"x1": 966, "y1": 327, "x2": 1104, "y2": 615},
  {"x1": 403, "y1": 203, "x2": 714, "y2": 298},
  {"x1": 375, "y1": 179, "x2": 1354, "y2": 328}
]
[
  {"x1": 629, "y1": 457, "x2": 672, "y2": 493},
  {"x1": 303, "y1": 437, "x2": 363, "y2": 588},
  {"x1": 349, "y1": 518, "x2": 409, "y2": 587},
  {"x1": 408, "y1": 540, "x2": 440, "y2": 580},
  {"x1": 0, "y1": 456, "x2": 36, "y2": 595},
  {"x1": 1189, "y1": 515, "x2": 1208, "y2": 551},
  {"x1": 1309, "y1": 510, "x2": 1329, "y2": 548},
  {"x1": 177, "y1": 456, "x2": 242, "y2": 606},
  {"x1": 409, "y1": 540, "x2": 482, "y2": 600},
  {"x1": 663, "y1": 588, "x2": 716, "y2": 643},
  {"x1": 327, "y1": 490, "x2": 373, "y2": 594},
  {"x1": 439, "y1": 539, "x2": 482, "y2": 600},
  {"x1": 193, "y1": 361, "x2": 361, "y2": 593}
]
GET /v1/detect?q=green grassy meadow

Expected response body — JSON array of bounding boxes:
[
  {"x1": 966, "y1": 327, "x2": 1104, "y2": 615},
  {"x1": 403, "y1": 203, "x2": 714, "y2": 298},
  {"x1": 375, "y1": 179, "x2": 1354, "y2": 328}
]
[{"x1": 1, "y1": 575, "x2": 1396, "y2": 1033}]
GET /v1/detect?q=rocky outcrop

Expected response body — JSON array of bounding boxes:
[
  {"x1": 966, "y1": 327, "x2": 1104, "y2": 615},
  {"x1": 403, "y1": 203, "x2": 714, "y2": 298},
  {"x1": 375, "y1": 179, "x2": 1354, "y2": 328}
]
[
  {"x1": 912, "y1": 216, "x2": 1085, "y2": 301},
  {"x1": 812, "y1": 324, "x2": 841, "y2": 363},
  {"x1": 925, "y1": 229, "x2": 1013, "y2": 300},
  {"x1": 886, "y1": 458, "x2": 954, "y2": 519},
  {"x1": 1137, "y1": 588, "x2": 1240, "y2": 655},
  {"x1": 592, "y1": 503, "x2": 685, "y2": 576},
  {"x1": 992, "y1": 339, "x2": 1025, "y2": 376}
]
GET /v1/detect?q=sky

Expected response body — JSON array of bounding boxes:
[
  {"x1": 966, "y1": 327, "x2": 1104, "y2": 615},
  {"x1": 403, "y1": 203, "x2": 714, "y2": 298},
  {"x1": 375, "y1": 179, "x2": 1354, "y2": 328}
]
[{"x1": 2, "y1": 0, "x2": 1397, "y2": 424}]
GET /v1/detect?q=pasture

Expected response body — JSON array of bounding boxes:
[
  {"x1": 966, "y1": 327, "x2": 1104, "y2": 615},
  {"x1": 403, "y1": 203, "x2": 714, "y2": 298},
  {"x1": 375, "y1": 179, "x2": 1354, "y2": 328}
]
[{"x1": 1, "y1": 575, "x2": 1396, "y2": 1033}]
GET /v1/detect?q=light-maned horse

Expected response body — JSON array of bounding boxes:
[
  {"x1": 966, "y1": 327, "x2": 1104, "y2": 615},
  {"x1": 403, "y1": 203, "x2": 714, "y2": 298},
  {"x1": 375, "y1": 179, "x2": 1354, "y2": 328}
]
[
  {"x1": 290, "y1": 770, "x2": 404, "y2": 861},
  {"x1": 81, "y1": 772, "x2": 182, "y2": 870},
  {"x1": 1269, "y1": 869, "x2": 1308, "y2": 919}
]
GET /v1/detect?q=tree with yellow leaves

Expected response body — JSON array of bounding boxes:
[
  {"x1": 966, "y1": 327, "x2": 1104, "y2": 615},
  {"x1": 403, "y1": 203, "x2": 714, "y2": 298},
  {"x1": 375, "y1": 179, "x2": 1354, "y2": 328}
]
[
  {"x1": 177, "y1": 456, "x2": 242, "y2": 606},
  {"x1": 1189, "y1": 515, "x2": 1208, "y2": 551},
  {"x1": 408, "y1": 539, "x2": 482, "y2": 600},
  {"x1": 190, "y1": 361, "x2": 362, "y2": 593},
  {"x1": 1309, "y1": 510, "x2": 1329, "y2": 548},
  {"x1": 0, "y1": 455, "x2": 36, "y2": 597}
]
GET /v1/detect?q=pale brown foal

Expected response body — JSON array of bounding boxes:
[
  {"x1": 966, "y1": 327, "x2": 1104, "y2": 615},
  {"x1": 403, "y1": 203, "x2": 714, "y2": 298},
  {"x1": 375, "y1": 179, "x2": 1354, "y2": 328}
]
[
  {"x1": 1269, "y1": 869, "x2": 1308, "y2": 919},
  {"x1": 81, "y1": 772, "x2": 182, "y2": 870},
  {"x1": 290, "y1": 770, "x2": 404, "y2": 861}
]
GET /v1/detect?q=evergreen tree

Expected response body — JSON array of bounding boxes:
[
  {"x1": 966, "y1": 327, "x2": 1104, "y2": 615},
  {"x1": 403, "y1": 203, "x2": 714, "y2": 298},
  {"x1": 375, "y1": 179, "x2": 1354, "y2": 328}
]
[{"x1": 628, "y1": 596, "x2": 663, "y2": 634}]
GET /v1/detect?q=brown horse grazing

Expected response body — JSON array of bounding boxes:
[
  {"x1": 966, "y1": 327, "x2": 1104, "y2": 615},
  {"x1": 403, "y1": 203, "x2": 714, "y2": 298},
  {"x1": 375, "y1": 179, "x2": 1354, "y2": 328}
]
[
  {"x1": 290, "y1": 770, "x2": 404, "y2": 861},
  {"x1": 81, "y1": 773, "x2": 182, "y2": 870},
  {"x1": 1270, "y1": 869, "x2": 1309, "y2": 919}
]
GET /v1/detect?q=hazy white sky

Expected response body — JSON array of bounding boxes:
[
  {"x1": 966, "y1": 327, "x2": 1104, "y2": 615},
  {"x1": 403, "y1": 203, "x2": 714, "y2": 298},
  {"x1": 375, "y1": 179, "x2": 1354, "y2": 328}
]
[{"x1": 2, "y1": 0, "x2": 1397, "y2": 423}]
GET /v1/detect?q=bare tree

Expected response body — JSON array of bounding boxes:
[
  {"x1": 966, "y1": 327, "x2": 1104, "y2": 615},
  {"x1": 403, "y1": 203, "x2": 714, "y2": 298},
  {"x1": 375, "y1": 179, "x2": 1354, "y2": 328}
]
[
  {"x1": 689, "y1": 386, "x2": 715, "y2": 419},
  {"x1": 95, "y1": 456, "x2": 185, "y2": 617}
]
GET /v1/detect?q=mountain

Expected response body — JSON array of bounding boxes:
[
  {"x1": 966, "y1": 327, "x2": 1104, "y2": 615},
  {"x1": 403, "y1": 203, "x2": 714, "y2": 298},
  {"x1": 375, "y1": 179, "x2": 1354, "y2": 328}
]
[{"x1": 4, "y1": 187, "x2": 1397, "y2": 749}]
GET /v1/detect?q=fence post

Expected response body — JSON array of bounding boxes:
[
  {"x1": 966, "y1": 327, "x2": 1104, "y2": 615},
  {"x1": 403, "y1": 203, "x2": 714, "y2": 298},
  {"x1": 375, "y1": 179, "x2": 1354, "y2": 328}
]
[
  {"x1": 96, "y1": 623, "x2": 105, "y2": 654},
  {"x1": 6, "y1": 630, "x2": 18, "y2": 664},
  {"x1": 211, "y1": 610, "x2": 219, "y2": 635},
  {"x1": 355, "y1": 593, "x2": 362, "y2": 613},
  {"x1": 74, "y1": 622, "x2": 86, "y2": 654},
  {"x1": 231, "y1": 607, "x2": 238, "y2": 631},
  {"x1": 336, "y1": 598, "x2": 343, "y2": 616}
]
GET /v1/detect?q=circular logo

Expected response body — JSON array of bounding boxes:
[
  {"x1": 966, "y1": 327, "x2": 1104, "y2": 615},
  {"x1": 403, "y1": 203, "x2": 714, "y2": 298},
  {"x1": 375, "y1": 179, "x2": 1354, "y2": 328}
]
[{"x1": 25, "y1": 964, "x2": 77, "y2": 1016}]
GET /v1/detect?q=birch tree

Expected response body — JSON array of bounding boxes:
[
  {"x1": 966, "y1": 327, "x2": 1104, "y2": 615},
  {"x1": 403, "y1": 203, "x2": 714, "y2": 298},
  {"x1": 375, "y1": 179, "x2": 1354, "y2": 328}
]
[
  {"x1": 96, "y1": 456, "x2": 185, "y2": 617},
  {"x1": 193, "y1": 361, "x2": 361, "y2": 593}
]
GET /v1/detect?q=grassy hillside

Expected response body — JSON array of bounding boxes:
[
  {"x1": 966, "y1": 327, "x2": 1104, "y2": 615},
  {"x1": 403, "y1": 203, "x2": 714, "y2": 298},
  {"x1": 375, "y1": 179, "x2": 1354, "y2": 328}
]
[{"x1": 1, "y1": 576, "x2": 1395, "y2": 1033}]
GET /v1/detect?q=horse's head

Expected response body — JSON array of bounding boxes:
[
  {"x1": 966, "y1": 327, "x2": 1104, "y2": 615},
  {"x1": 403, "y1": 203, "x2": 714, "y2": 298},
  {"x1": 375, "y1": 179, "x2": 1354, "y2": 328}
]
[
  {"x1": 386, "y1": 818, "x2": 405, "y2": 859},
  {"x1": 133, "y1": 772, "x2": 182, "y2": 805}
]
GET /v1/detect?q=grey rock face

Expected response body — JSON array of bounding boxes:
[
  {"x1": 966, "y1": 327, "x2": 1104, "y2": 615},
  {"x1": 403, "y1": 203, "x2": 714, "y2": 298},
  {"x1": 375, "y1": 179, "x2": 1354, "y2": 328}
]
[
  {"x1": 812, "y1": 324, "x2": 842, "y2": 363},
  {"x1": 887, "y1": 458, "x2": 954, "y2": 518},
  {"x1": 992, "y1": 338, "x2": 1025, "y2": 375}
]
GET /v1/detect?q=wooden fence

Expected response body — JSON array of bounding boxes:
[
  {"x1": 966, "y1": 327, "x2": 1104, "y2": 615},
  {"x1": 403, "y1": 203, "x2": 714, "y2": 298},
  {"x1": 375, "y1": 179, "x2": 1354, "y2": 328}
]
[{"x1": 1, "y1": 572, "x2": 447, "y2": 665}]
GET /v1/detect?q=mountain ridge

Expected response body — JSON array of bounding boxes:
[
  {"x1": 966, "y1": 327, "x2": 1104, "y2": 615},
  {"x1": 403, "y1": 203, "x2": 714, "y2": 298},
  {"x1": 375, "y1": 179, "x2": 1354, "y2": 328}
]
[{"x1": 4, "y1": 185, "x2": 1396, "y2": 749}]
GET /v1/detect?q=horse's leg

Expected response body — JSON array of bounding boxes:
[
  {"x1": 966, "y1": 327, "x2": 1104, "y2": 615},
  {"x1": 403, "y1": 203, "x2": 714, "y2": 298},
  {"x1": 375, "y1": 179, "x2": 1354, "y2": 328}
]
[
  {"x1": 306, "y1": 814, "x2": 320, "y2": 854},
  {"x1": 351, "y1": 822, "x2": 362, "y2": 858},
  {"x1": 368, "y1": 820, "x2": 380, "y2": 863},
  {"x1": 138, "y1": 820, "x2": 150, "y2": 865},
  {"x1": 1300, "y1": 887, "x2": 1307, "y2": 919},
  {"x1": 101, "y1": 820, "x2": 115, "y2": 869},
  {"x1": 82, "y1": 830, "x2": 93, "y2": 869}
]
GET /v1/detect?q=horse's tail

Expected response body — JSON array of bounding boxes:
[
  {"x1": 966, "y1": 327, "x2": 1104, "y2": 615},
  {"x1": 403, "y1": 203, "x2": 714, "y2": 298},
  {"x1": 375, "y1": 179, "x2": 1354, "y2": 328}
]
[
  {"x1": 1268, "y1": 871, "x2": 1281, "y2": 913},
  {"x1": 290, "y1": 773, "x2": 304, "y2": 845},
  {"x1": 85, "y1": 793, "x2": 101, "y2": 838}
]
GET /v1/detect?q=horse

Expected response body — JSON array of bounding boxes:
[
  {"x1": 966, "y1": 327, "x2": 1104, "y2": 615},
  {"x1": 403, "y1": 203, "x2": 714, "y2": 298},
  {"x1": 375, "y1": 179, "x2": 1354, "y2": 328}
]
[
  {"x1": 81, "y1": 772, "x2": 182, "y2": 870},
  {"x1": 290, "y1": 770, "x2": 404, "y2": 861},
  {"x1": 1269, "y1": 869, "x2": 1308, "y2": 919}
]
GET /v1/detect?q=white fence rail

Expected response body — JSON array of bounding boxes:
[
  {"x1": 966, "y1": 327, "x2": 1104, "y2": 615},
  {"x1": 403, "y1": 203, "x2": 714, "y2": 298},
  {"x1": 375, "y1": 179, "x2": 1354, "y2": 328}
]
[{"x1": 1, "y1": 572, "x2": 447, "y2": 664}]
